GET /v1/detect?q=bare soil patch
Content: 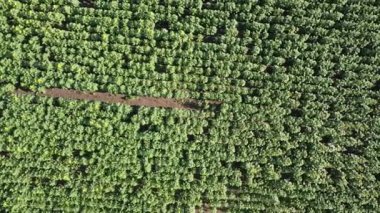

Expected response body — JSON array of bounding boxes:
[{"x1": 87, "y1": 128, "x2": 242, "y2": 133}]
[
  {"x1": 14, "y1": 88, "x2": 221, "y2": 110},
  {"x1": 195, "y1": 204, "x2": 225, "y2": 213}
]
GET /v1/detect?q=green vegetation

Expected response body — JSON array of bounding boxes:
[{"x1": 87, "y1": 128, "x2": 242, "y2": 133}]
[{"x1": 0, "y1": 0, "x2": 379, "y2": 212}]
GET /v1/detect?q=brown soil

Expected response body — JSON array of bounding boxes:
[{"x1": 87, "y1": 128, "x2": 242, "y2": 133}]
[
  {"x1": 195, "y1": 204, "x2": 225, "y2": 213},
  {"x1": 14, "y1": 88, "x2": 221, "y2": 110}
]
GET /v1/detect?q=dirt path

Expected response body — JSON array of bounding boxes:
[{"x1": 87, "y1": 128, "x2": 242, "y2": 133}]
[{"x1": 14, "y1": 88, "x2": 221, "y2": 110}]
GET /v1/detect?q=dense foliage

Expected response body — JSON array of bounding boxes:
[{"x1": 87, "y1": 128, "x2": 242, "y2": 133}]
[{"x1": 0, "y1": 0, "x2": 379, "y2": 212}]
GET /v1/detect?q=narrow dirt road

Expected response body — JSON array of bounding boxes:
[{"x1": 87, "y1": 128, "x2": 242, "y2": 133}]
[{"x1": 14, "y1": 88, "x2": 221, "y2": 110}]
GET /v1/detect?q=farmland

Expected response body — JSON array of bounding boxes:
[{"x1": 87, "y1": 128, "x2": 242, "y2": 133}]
[{"x1": 0, "y1": 0, "x2": 380, "y2": 212}]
